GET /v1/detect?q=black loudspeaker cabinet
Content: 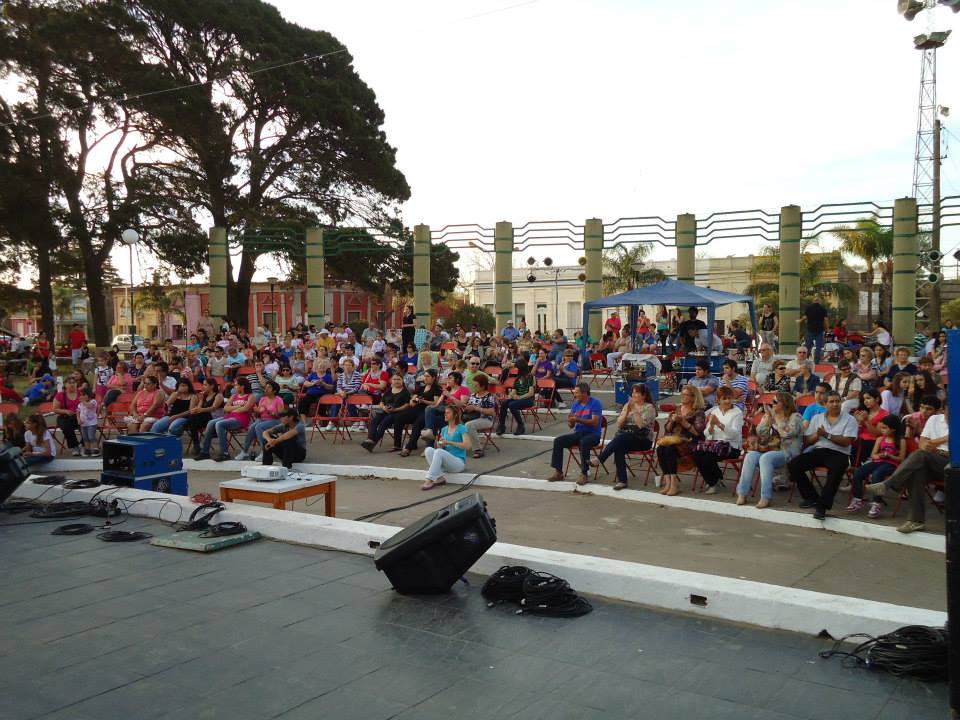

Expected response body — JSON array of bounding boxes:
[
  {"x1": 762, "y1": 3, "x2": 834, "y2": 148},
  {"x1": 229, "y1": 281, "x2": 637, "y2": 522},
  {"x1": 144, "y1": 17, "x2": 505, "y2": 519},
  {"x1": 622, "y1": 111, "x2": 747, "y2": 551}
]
[
  {"x1": 0, "y1": 443, "x2": 29, "y2": 506},
  {"x1": 374, "y1": 493, "x2": 497, "y2": 594}
]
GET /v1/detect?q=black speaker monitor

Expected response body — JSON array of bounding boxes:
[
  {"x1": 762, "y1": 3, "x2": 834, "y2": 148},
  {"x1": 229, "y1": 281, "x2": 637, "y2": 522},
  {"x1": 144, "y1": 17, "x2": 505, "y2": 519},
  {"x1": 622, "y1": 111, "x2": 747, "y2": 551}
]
[
  {"x1": 0, "y1": 443, "x2": 30, "y2": 506},
  {"x1": 374, "y1": 493, "x2": 497, "y2": 594}
]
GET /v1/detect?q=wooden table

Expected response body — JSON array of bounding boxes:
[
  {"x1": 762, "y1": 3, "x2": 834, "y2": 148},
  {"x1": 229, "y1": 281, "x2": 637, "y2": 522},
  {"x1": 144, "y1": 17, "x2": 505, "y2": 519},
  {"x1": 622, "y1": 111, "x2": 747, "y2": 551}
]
[{"x1": 219, "y1": 474, "x2": 336, "y2": 516}]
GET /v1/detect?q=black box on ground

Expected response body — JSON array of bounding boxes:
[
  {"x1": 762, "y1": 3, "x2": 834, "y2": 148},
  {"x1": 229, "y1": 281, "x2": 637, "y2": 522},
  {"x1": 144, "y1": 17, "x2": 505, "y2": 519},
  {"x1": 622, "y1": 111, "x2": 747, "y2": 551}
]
[{"x1": 373, "y1": 493, "x2": 496, "y2": 594}]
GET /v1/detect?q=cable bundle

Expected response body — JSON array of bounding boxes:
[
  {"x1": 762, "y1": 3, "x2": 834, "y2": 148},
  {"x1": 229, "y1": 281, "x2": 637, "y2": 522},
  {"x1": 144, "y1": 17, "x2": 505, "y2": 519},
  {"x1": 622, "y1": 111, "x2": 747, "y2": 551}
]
[
  {"x1": 819, "y1": 626, "x2": 948, "y2": 681},
  {"x1": 198, "y1": 521, "x2": 247, "y2": 538},
  {"x1": 63, "y1": 479, "x2": 100, "y2": 490},
  {"x1": 481, "y1": 567, "x2": 592, "y2": 618},
  {"x1": 481, "y1": 565, "x2": 532, "y2": 605},
  {"x1": 97, "y1": 530, "x2": 153, "y2": 542},
  {"x1": 51, "y1": 523, "x2": 96, "y2": 536},
  {"x1": 30, "y1": 475, "x2": 67, "y2": 486},
  {"x1": 520, "y1": 571, "x2": 593, "y2": 618}
]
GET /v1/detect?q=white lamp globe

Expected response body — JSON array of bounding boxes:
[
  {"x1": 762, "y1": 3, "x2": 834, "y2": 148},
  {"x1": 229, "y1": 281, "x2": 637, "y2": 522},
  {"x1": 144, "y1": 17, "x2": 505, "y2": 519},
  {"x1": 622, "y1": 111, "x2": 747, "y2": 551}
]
[{"x1": 121, "y1": 228, "x2": 139, "y2": 245}]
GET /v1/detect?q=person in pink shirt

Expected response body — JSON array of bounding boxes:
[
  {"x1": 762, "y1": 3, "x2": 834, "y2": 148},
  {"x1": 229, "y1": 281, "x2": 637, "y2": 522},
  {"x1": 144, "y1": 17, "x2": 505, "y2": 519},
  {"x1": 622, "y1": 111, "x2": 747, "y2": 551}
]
[
  {"x1": 236, "y1": 380, "x2": 287, "y2": 461},
  {"x1": 196, "y1": 376, "x2": 256, "y2": 461},
  {"x1": 52, "y1": 377, "x2": 83, "y2": 455},
  {"x1": 126, "y1": 376, "x2": 166, "y2": 433}
]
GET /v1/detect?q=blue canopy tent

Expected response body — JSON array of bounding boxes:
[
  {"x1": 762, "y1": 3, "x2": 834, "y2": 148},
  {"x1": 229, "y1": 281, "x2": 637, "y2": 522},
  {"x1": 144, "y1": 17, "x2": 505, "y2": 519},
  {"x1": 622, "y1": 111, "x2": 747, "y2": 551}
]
[{"x1": 581, "y1": 279, "x2": 757, "y2": 361}]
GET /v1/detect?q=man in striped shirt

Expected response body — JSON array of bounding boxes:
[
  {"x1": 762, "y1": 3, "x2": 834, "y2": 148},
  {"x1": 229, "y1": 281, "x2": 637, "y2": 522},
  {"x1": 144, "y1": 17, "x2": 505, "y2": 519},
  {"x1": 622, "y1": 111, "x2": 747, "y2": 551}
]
[{"x1": 719, "y1": 359, "x2": 749, "y2": 412}]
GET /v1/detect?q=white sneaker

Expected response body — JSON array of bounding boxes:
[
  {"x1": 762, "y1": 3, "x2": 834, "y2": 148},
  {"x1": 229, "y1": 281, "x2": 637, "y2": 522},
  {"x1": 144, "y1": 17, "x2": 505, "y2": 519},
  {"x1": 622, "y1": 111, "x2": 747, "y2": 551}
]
[
  {"x1": 322, "y1": 423, "x2": 336, "y2": 431},
  {"x1": 234, "y1": 451, "x2": 249, "y2": 461},
  {"x1": 555, "y1": 401, "x2": 567, "y2": 409},
  {"x1": 351, "y1": 423, "x2": 365, "y2": 431},
  {"x1": 934, "y1": 490, "x2": 945, "y2": 504},
  {"x1": 254, "y1": 453, "x2": 263, "y2": 462},
  {"x1": 71, "y1": 448, "x2": 82, "y2": 457}
]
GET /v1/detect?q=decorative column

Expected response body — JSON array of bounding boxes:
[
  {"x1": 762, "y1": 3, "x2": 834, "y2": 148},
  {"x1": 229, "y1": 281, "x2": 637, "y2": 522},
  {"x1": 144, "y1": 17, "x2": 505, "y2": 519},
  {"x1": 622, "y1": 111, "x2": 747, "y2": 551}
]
[
  {"x1": 494, "y1": 221, "x2": 513, "y2": 333},
  {"x1": 778, "y1": 205, "x2": 802, "y2": 354},
  {"x1": 208, "y1": 226, "x2": 228, "y2": 322},
  {"x1": 892, "y1": 197, "x2": 919, "y2": 346},
  {"x1": 584, "y1": 218, "x2": 604, "y2": 340},
  {"x1": 305, "y1": 227, "x2": 326, "y2": 329},
  {"x1": 676, "y1": 213, "x2": 696, "y2": 283},
  {"x1": 413, "y1": 224, "x2": 432, "y2": 329}
]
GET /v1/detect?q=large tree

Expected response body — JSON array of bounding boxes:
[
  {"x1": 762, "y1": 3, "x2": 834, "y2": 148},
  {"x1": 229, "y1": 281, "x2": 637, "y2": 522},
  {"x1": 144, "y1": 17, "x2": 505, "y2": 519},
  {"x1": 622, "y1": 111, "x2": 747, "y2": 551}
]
[{"x1": 120, "y1": 0, "x2": 410, "y2": 320}]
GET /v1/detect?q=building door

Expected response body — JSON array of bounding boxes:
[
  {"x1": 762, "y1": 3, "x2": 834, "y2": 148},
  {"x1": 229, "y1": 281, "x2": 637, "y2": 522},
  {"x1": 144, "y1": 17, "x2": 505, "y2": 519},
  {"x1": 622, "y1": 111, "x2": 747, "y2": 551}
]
[
  {"x1": 536, "y1": 303, "x2": 547, "y2": 334},
  {"x1": 514, "y1": 303, "x2": 526, "y2": 325},
  {"x1": 567, "y1": 301, "x2": 581, "y2": 333}
]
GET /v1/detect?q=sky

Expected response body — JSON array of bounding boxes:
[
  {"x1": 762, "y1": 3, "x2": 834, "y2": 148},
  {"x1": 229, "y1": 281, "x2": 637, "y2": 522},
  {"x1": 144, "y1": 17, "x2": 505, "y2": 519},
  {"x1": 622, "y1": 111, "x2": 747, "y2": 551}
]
[{"x1": 117, "y1": 0, "x2": 960, "y2": 283}]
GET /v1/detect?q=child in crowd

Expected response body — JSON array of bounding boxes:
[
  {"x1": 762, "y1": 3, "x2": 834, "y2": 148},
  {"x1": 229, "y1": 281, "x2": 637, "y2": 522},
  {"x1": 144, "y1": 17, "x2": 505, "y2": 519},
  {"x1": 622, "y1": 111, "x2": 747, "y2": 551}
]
[
  {"x1": 93, "y1": 353, "x2": 113, "y2": 401},
  {"x1": 77, "y1": 385, "x2": 100, "y2": 457},
  {"x1": 849, "y1": 415, "x2": 905, "y2": 517},
  {"x1": 22, "y1": 413, "x2": 56, "y2": 466}
]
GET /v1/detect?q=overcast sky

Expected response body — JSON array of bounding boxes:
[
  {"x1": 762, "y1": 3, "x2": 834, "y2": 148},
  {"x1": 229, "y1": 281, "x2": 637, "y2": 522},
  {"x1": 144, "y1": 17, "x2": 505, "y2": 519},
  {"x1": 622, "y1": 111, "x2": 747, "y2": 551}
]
[{"x1": 107, "y1": 0, "x2": 959, "y2": 284}]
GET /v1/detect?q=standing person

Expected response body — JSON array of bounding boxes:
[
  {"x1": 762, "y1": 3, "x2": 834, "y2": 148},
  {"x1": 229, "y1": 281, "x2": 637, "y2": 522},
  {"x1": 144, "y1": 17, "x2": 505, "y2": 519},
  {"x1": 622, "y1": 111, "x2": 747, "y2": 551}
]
[
  {"x1": 865, "y1": 403, "x2": 948, "y2": 533},
  {"x1": 76, "y1": 386, "x2": 100, "y2": 457},
  {"x1": 261, "y1": 409, "x2": 307, "y2": 469},
  {"x1": 736, "y1": 392, "x2": 804, "y2": 508},
  {"x1": 401, "y1": 305, "x2": 416, "y2": 351},
  {"x1": 236, "y1": 380, "x2": 286, "y2": 460},
  {"x1": 52, "y1": 377, "x2": 83, "y2": 455},
  {"x1": 798, "y1": 295, "x2": 828, "y2": 363},
  {"x1": 21, "y1": 413, "x2": 56, "y2": 466},
  {"x1": 605, "y1": 311, "x2": 622, "y2": 335},
  {"x1": 759, "y1": 303, "x2": 779, "y2": 352},
  {"x1": 655, "y1": 305, "x2": 670, "y2": 352},
  {"x1": 656, "y1": 385, "x2": 706, "y2": 496},
  {"x1": 422, "y1": 405, "x2": 471, "y2": 490},
  {"x1": 691, "y1": 386, "x2": 743, "y2": 494},
  {"x1": 847, "y1": 415, "x2": 904, "y2": 514},
  {"x1": 546, "y1": 383, "x2": 604, "y2": 486},
  {"x1": 787, "y1": 392, "x2": 859, "y2": 520},
  {"x1": 496, "y1": 359, "x2": 536, "y2": 436},
  {"x1": 196, "y1": 376, "x2": 256, "y2": 462},
  {"x1": 589, "y1": 383, "x2": 657, "y2": 490}
]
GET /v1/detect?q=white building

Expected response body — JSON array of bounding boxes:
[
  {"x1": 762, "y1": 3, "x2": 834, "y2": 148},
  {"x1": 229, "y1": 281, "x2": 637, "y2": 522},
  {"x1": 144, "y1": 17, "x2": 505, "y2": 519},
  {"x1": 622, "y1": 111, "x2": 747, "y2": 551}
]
[{"x1": 467, "y1": 266, "x2": 587, "y2": 334}]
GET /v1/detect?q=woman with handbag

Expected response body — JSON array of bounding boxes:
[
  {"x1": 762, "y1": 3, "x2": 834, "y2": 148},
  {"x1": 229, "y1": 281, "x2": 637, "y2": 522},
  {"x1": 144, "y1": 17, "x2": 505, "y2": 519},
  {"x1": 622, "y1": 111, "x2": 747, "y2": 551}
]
[
  {"x1": 589, "y1": 383, "x2": 657, "y2": 490},
  {"x1": 736, "y1": 392, "x2": 804, "y2": 508},
  {"x1": 691, "y1": 386, "x2": 744, "y2": 494},
  {"x1": 656, "y1": 384, "x2": 706, "y2": 496}
]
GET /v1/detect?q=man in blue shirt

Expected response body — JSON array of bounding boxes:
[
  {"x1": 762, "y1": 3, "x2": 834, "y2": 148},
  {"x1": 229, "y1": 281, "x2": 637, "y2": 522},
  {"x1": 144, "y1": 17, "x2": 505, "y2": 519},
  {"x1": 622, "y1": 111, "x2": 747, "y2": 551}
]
[
  {"x1": 801, "y1": 383, "x2": 829, "y2": 428},
  {"x1": 501, "y1": 320, "x2": 519, "y2": 342},
  {"x1": 546, "y1": 383, "x2": 603, "y2": 486}
]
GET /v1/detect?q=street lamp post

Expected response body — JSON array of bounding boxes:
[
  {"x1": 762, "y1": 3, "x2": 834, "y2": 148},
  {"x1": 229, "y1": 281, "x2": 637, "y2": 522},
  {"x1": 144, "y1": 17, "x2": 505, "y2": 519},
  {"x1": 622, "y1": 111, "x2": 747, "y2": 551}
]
[
  {"x1": 120, "y1": 229, "x2": 139, "y2": 339},
  {"x1": 267, "y1": 276, "x2": 279, "y2": 334}
]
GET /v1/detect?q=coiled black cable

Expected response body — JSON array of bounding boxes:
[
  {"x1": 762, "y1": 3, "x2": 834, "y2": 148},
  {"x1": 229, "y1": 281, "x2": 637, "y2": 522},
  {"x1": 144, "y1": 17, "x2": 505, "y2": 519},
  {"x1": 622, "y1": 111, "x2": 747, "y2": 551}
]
[
  {"x1": 819, "y1": 626, "x2": 947, "y2": 681},
  {"x1": 519, "y1": 571, "x2": 593, "y2": 618},
  {"x1": 97, "y1": 530, "x2": 153, "y2": 542},
  {"x1": 198, "y1": 521, "x2": 247, "y2": 538},
  {"x1": 63, "y1": 479, "x2": 101, "y2": 490},
  {"x1": 481, "y1": 565, "x2": 532, "y2": 605},
  {"x1": 178, "y1": 502, "x2": 225, "y2": 531},
  {"x1": 51, "y1": 523, "x2": 96, "y2": 536}
]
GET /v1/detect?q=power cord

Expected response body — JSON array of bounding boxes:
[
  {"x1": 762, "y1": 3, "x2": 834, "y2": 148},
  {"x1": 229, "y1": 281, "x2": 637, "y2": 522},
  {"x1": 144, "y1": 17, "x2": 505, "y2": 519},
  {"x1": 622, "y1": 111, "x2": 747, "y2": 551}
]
[
  {"x1": 51, "y1": 523, "x2": 96, "y2": 536},
  {"x1": 481, "y1": 565, "x2": 532, "y2": 605},
  {"x1": 355, "y1": 446, "x2": 551, "y2": 522},
  {"x1": 178, "y1": 502, "x2": 224, "y2": 531},
  {"x1": 97, "y1": 530, "x2": 153, "y2": 542},
  {"x1": 518, "y1": 571, "x2": 593, "y2": 618},
  {"x1": 819, "y1": 626, "x2": 948, "y2": 681}
]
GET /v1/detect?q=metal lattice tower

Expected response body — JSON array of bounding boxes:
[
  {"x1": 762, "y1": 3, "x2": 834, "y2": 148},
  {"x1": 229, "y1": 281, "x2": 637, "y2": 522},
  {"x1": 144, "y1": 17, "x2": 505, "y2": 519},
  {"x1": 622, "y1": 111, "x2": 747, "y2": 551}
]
[{"x1": 911, "y1": 47, "x2": 938, "y2": 204}]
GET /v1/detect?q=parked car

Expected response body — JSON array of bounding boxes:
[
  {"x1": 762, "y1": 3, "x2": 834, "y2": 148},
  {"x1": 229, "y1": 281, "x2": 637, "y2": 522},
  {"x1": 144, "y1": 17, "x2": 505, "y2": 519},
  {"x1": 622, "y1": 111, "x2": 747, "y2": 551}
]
[{"x1": 110, "y1": 334, "x2": 147, "y2": 349}]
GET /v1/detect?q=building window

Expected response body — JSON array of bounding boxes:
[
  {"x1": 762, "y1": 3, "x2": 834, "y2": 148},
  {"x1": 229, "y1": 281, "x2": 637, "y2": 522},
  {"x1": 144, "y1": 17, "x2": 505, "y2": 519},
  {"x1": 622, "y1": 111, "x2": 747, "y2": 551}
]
[
  {"x1": 347, "y1": 311, "x2": 361, "y2": 323},
  {"x1": 514, "y1": 303, "x2": 526, "y2": 324},
  {"x1": 567, "y1": 301, "x2": 581, "y2": 331},
  {"x1": 535, "y1": 303, "x2": 547, "y2": 334},
  {"x1": 262, "y1": 312, "x2": 277, "y2": 331}
]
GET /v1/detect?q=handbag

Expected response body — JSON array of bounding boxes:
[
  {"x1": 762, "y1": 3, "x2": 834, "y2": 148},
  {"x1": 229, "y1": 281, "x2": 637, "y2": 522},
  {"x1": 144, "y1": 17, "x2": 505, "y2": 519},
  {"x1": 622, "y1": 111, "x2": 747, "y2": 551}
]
[{"x1": 693, "y1": 439, "x2": 733, "y2": 458}]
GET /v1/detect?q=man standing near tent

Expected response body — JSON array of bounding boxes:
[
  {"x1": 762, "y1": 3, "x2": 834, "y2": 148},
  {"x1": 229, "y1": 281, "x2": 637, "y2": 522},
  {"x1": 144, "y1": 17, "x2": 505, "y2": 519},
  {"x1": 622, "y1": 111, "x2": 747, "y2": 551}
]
[
  {"x1": 799, "y1": 295, "x2": 828, "y2": 364},
  {"x1": 676, "y1": 308, "x2": 706, "y2": 353}
]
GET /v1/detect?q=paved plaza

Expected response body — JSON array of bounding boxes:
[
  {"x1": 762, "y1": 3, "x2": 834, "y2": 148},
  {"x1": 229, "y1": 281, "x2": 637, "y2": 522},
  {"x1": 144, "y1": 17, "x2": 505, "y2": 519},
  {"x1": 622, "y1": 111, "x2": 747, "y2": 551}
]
[{"x1": 0, "y1": 516, "x2": 948, "y2": 720}]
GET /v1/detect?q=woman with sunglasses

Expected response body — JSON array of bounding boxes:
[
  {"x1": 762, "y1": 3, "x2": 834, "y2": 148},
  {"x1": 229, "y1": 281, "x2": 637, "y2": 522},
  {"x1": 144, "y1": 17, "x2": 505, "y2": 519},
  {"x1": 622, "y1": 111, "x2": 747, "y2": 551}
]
[
  {"x1": 736, "y1": 392, "x2": 803, "y2": 508},
  {"x1": 274, "y1": 364, "x2": 301, "y2": 405},
  {"x1": 763, "y1": 362, "x2": 791, "y2": 393}
]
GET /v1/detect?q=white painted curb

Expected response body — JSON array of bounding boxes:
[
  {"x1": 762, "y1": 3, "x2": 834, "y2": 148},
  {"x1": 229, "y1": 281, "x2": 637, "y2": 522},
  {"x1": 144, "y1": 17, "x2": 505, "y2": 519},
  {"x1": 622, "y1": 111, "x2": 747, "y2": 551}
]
[
  {"x1": 37, "y1": 458, "x2": 945, "y2": 554},
  {"x1": 9, "y1": 480, "x2": 945, "y2": 639}
]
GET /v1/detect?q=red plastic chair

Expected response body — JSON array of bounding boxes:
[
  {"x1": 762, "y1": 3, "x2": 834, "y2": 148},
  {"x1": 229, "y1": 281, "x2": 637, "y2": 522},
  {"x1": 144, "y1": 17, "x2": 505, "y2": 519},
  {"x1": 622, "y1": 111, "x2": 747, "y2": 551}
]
[
  {"x1": 621, "y1": 420, "x2": 660, "y2": 485},
  {"x1": 310, "y1": 395, "x2": 346, "y2": 443},
  {"x1": 341, "y1": 394, "x2": 375, "y2": 441},
  {"x1": 564, "y1": 416, "x2": 608, "y2": 479},
  {"x1": 590, "y1": 353, "x2": 613, "y2": 387}
]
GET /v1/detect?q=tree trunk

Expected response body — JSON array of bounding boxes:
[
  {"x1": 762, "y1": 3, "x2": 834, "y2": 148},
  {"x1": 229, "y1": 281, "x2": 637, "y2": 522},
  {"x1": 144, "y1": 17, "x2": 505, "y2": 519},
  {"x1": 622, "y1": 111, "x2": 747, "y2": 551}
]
[
  {"x1": 865, "y1": 267, "x2": 874, "y2": 326},
  {"x1": 227, "y1": 250, "x2": 257, "y2": 328},
  {"x1": 35, "y1": 241, "x2": 55, "y2": 341},
  {"x1": 83, "y1": 250, "x2": 111, "y2": 346}
]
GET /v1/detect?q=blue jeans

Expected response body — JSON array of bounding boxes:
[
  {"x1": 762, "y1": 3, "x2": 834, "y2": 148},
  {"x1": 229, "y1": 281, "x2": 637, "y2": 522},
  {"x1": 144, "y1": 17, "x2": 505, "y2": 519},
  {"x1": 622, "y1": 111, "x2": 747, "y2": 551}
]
[
  {"x1": 201, "y1": 417, "x2": 243, "y2": 455},
  {"x1": 551, "y1": 429, "x2": 601, "y2": 477},
  {"x1": 803, "y1": 332, "x2": 824, "y2": 363},
  {"x1": 851, "y1": 460, "x2": 897, "y2": 499},
  {"x1": 243, "y1": 419, "x2": 281, "y2": 453},
  {"x1": 596, "y1": 431, "x2": 652, "y2": 484},
  {"x1": 736, "y1": 450, "x2": 788, "y2": 500},
  {"x1": 498, "y1": 398, "x2": 533, "y2": 431},
  {"x1": 425, "y1": 405, "x2": 446, "y2": 433},
  {"x1": 152, "y1": 416, "x2": 189, "y2": 436}
]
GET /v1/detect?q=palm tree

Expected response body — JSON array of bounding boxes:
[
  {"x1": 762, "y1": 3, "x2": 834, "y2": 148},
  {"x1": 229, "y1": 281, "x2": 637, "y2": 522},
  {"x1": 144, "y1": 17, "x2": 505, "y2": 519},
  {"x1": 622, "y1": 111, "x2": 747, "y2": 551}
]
[
  {"x1": 833, "y1": 218, "x2": 892, "y2": 326},
  {"x1": 136, "y1": 276, "x2": 186, "y2": 339},
  {"x1": 602, "y1": 244, "x2": 664, "y2": 295},
  {"x1": 745, "y1": 238, "x2": 854, "y2": 313}
]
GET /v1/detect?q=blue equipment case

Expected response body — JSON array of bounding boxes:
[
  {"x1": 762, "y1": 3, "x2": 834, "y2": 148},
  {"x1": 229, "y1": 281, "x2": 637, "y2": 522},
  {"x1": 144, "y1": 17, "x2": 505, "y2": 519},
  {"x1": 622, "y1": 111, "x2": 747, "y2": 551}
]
[
  {"x1": 101, "y1": 433, "x2": 187, "y2": 496},
  {"x1": 615, "y1": 378, "x2": 660, "y2": 404}
]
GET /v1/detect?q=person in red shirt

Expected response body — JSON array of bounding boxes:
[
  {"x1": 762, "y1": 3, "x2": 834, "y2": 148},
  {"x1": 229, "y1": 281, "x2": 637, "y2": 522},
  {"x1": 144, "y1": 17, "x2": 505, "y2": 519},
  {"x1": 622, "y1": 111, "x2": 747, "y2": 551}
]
[
  {"x1": 604, "y1": 311, "x2": 622, "y2": 335},
  {"x1": 33, "y1": 330, "x2": 50, "y2": 361},
  {"x1": 67, "y1": 324, "x2": 87, "y2": 366}
]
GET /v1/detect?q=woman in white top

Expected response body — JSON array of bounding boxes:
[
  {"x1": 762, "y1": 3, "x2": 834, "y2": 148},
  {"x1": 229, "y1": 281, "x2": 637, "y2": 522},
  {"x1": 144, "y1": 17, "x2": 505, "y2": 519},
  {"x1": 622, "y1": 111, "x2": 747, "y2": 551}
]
[
  {"x1": 22, "y1": 413, "x2": 56, "y2": 466},
  {"x1": 864, "y1": 320, "x2": 892, "y2": 351},
  {"x1": 691, "y1": 386, "x2": 743, "y2": 495},
  {"x1": 880, "y1": 372, "x2": 911, "y2": 417}
]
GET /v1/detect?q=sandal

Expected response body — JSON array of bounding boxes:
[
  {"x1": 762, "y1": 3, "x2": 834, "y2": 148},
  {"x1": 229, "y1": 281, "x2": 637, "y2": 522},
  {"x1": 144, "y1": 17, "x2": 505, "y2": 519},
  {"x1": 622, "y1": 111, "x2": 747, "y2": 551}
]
[
  {"x1": 421, "y1": 478, "x2": 447, "y2": 491},
  {"x1": 588, "y1": 459, "x2": 600, "y2": 468},
  {"x1": 399, "y1": 449, "x2": 411, "y2": 457},
  {"x1": 473, "y1": 450, "x2": 484, "y2": 459}
]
